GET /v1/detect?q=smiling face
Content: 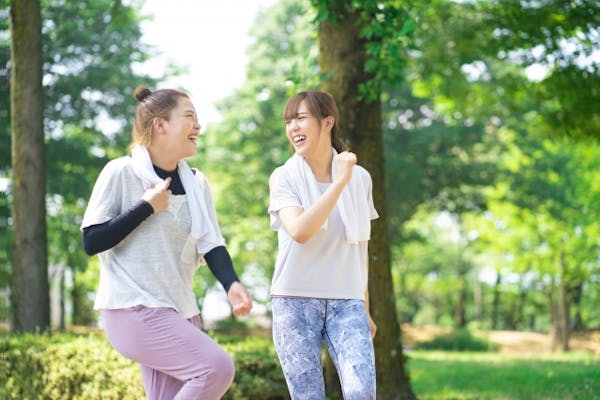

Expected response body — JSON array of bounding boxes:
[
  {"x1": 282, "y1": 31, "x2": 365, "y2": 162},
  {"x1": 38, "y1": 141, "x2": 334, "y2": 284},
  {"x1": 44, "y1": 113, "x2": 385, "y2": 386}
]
[
  {"x1": 285, "y1": 100, "x2": 331, "y2": 160},
  {"x1": 153, "y1": 96, "x2": 201, "y2": 164}
]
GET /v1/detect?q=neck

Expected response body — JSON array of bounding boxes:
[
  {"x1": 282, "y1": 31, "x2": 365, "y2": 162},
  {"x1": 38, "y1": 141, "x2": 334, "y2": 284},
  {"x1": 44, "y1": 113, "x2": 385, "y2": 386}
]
[
  {"x1": 304, "y1": 147, "x2": 333, "y2": 182},
  {"x1": 147, "y1": 145, "x2": 178, "y2": 171}
]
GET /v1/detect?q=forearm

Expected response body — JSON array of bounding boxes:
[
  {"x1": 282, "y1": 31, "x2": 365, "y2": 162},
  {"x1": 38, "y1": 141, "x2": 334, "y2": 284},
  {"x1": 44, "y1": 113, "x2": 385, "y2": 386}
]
[
  {"x1": 204, "y1": 246, "x2": 240, "y2": 293},
  {"x1": 365, "y1": 254, "x2": 371, "y2": 312},
  {"x1": 82, "y1": 200, "x2": 154, "y2": 255},
  {"x1": 285, "y1": 180, "x2": 347, "y2": 243}
]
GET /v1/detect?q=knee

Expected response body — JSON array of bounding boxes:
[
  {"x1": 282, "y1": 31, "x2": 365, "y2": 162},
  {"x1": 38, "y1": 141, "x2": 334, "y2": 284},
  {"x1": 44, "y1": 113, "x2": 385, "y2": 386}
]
[
  {"x1": 345, "y1": 388, "x2": 376, "y2": 400},
  {"x1": 222, "y1": 353, "x2": 235, "y2": 386},
  {"x1": 212, "y1": 351, "x2": 235, "y2": 389}
]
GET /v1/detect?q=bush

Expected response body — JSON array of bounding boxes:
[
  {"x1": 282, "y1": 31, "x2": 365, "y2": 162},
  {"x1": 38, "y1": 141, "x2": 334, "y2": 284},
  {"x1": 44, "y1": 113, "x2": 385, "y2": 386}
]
[
  {"x1": 221, "y1": 336, "x2": 289, "y2": 400},
  {"x1": 0, "y1": 332, "x2": 143, "y2": 399},
  {"x1": 414, "y1": 328, "x2": 500, "y2": 352},
  {"x1": 0, "y1": 331, "x2": 289, "y2": 399}
]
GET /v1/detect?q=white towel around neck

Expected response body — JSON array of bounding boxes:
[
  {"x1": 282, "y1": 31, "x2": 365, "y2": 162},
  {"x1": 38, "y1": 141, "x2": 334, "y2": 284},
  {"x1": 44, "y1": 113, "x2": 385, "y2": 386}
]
[
  {"x1": 130, "y1": 145, "x2": 224, "y2": 256},
  {"x1": 282, "y1": 148, "x2": 372, "y2": 244}
]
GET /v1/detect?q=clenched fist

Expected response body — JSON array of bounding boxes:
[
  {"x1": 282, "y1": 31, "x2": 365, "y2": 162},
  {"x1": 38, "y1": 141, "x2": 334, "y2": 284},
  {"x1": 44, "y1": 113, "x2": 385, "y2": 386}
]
[
  {"x1": 142, "y1": 177, "x2": 172, "y2": 214},
  {"x1": 333, "y1": 151, "x2": 357, "y2": 186}
]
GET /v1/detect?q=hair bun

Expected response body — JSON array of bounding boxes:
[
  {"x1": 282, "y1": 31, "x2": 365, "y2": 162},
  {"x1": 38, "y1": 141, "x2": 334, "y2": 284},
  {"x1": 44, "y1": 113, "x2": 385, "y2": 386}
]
[{"x1": 134, "y1": 86, "x2": 153, "y2": 102}]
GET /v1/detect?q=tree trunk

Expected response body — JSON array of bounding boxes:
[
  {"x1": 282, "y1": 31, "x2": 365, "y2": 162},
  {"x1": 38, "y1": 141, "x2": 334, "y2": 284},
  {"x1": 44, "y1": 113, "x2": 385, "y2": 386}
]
[
  {"x1": 9, "y1": 0, "x2": 50, "y2": 332},
  {"x1": 318, "y1": 3, "x2": 417, "y2": 399},
  {"x1": 59, "y1": 266, "x2": 66, "y2": 331},
  {"x1": 548, "y1": 284, "x2": 560, "y2": 351},
  {"x1": 558, "y1": 251, "x2": 570, "y2": 351},
  {"x1": 323, "y1": 348, "x2": 342, "y2": 399},
  {"x1": 515, "y1": 281, "x2": 528, "y2": 330},
  {"x1": 454, "y1": 284, "x2": 466, "y2": 328},
  {"x1": 570, "y1": 282, "x2": 584, "y2": 331},
  {"x1": 491, "y1": 273, "x2": 501, "y2": 330},
  {"x1": 454, "y1": 257, "x2": 467, "y2": 328},
  {"x1": 474, "y1": 276, "x2": 483, "y2": 323}
]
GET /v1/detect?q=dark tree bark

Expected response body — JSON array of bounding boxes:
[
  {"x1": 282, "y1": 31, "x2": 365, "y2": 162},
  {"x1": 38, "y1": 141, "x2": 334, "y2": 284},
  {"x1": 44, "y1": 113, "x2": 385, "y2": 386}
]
[
  {"x1": 318, "y1": 2, "x2": 417, "y2": 398},
  {"x1": 10, "y1": 0, "x2": 50, "y2": 332},
  {"x1": 491, "y1": 273, "x2": 501, "y2": 330},
  {"x1": 556, "y1": 251, "x2": 570, "y2": 351}
]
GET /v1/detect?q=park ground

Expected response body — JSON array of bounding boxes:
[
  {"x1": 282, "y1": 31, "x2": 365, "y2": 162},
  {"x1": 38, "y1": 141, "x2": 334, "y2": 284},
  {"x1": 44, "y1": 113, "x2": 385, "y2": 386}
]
[
  {"x1": 13, "y1": 322, "x2": 600, "y2": 355},
  {"x1": 400, "y1": 324, "x2": 600, "y2": 355}
]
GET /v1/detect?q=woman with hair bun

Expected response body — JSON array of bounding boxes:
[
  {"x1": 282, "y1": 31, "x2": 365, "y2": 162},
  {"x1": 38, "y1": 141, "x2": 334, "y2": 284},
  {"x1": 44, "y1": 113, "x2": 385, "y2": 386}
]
[{"x1": 81, "y1": 86, "x2": 252, "y2": 399}]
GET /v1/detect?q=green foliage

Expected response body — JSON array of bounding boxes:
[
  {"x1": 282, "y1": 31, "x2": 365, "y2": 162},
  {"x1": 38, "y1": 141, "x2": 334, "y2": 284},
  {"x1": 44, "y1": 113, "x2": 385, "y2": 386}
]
[
  {"x1": 0, "y1": 331, "x2": 288, "y2": 400},
  {"x1": 409, "y1": 0, "x2": 600, "y2": 140},
  {"x1": 0, "y1": 332, "x2": 143, "y2": 399},
  {"x1": 311, "y1": 0, "x2": 415, "y2": 101},
  {"x1": 0, "y1": 0, "x2": 165, "y2": 326},
  {"x1": 414, "y1": 329, "x2": 499, "y2": 352},
  {"x1": 220, "y1": 336, "x2": 289, "y2": 400},
  {"x1": 198, "y1": 0, "x2": 318, "y2": 286},
  {"x1": 386, "y1": 0, "x2": 600, "y2": 335},
  {"x1": 410, "y1": 351, "x2": 600, "y2": 399}
]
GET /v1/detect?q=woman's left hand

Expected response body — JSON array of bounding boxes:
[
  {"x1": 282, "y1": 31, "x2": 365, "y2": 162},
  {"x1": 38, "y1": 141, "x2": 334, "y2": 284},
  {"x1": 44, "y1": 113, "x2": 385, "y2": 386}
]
[
  {"x1": 368, "y1": 313, "x2": 377, "y2": 338},
  {"x1": 227, "y1": 282, "x2": 253, "y2": 317}
]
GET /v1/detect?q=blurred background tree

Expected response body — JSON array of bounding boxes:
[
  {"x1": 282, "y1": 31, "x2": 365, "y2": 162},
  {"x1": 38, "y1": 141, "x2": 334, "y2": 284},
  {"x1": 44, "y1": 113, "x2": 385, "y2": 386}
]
[{"x1": 0, "y1": 0, "x2": 168, "y2": 329}]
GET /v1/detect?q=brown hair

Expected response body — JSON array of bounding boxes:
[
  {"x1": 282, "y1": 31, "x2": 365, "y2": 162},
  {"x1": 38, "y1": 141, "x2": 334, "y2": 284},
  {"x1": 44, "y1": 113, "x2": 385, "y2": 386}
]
[
  {"x1": 284, "y1": 91, "x2": 347, "y2": 153},
  {"x1": 129, "y1": 86, "x2": 189, "y2": 150}
]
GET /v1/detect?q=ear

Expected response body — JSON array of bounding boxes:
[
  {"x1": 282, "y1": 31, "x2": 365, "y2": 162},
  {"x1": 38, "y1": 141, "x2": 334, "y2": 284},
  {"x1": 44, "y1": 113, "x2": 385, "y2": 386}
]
[
  {"x1": 327, "y1": 117, "x2": 335, "y2": 127},
  {"x1": 152, "y1": 117, "x2": 166, "y2": 134}
]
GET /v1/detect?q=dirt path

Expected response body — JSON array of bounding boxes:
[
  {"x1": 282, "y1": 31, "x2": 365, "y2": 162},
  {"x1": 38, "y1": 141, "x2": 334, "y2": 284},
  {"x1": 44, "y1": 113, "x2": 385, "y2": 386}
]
[{"x1": 401, "y1": 323, "x2": 600, "y2": 354}]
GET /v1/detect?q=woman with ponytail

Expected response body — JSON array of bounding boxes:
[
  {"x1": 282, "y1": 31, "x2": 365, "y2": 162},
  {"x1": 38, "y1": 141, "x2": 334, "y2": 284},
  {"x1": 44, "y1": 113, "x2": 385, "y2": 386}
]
[
  {"x1": 81, "y1": 86, "x2": 252, "y2": 400},
  {"x1": 268, "y1": 91, "x2": 378, "y2": 399}
]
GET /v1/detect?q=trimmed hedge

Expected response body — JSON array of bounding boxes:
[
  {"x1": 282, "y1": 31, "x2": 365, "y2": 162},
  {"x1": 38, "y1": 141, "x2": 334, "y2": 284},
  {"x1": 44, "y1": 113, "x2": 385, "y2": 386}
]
[
  {"x1": 413, "y1": 328, "x2": 500, "y2": 352},
  {"x1": 0, "y1": 331, "x2": 289, "y2": 399}
]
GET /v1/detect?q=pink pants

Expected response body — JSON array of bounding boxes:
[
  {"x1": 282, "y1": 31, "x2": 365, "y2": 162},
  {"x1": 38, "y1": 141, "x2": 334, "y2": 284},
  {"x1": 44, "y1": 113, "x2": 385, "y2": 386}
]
[{"x1": 101, "y1": 306, "x2": 235, "y2": 400}]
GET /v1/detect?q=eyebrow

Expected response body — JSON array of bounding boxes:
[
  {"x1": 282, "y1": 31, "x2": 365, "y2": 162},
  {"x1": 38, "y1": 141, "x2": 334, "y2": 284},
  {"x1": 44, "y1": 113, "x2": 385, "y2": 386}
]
[{"x1": 285, "y1": 111, "x2": 310, "y2": 121}]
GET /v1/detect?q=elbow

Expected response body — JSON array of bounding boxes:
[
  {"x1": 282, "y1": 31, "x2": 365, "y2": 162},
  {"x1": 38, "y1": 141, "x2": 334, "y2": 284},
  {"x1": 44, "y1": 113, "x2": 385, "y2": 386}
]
[
  {"x1": 81, "y1": 231, "x2": 98, "y2": 256},
  {"x1": 282, "y1": 217, "x2": 315, "y2": 244},
  {"x1": 293, "y1": 234, "x2": 311, "y2": 244},
  {"x1": 288, "y1": 229, "x2": 312, "y2": 244},
  {"x1": 82, "y1": 242, "x2": 97, "y2": 256}
]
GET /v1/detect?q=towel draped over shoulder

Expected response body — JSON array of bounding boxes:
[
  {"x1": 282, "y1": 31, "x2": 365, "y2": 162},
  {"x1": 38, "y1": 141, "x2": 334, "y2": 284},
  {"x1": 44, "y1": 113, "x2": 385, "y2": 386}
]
[{"x1": 270, "y1": 148, "x2": 374, "y2": 244}]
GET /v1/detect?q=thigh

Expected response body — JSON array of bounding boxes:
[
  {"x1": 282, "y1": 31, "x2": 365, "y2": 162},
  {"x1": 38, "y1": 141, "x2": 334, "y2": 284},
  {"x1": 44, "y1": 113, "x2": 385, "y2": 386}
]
[
  {"x1": 101, "y1": 307, "x2": 231, "y2": 382},
  {"x1": 323, "y1": 300, "x2": 376, "y2": 400},
  {"x1": 271, "y1": 297, "x2": 326, "y2": 400},
  {"x1": 140, "y1": 364, "x2": 182, "y2": 400}
]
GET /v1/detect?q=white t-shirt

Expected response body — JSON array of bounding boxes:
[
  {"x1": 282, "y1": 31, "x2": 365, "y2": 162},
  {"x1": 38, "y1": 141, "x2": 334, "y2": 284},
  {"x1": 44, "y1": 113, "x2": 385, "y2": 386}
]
[
  {"x1": 81, "y1": 156, "x2": 222, "y2": 319},
  {"x1": 268, "y1": 167, "x2": 378, "y2": 300}
]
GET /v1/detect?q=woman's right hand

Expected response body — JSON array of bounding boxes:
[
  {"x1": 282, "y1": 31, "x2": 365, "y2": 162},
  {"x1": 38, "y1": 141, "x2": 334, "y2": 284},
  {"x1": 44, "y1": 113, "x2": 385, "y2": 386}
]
[
  {"x1": 142, "y1": 177, "x2": 172, "y2": 214},
  {"x1": 333, "y1": 151, "x2": 357, "y2": 186},
  {"x1": 227, "y1": 281, "x2": 253, "y2": 317}
]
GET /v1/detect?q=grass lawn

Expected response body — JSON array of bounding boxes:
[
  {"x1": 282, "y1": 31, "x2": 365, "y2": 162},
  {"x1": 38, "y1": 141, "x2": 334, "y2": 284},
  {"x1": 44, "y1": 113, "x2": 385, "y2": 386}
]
[{"x1": 408, "y1": 351, "x2": 600, "y2": 400}]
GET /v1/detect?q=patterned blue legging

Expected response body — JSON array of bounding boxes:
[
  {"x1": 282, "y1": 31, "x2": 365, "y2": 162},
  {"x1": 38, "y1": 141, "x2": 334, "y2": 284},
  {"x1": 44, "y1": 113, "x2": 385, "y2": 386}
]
[{"x1": 271, "y1": 297, "x2": 376, "y2": 400}]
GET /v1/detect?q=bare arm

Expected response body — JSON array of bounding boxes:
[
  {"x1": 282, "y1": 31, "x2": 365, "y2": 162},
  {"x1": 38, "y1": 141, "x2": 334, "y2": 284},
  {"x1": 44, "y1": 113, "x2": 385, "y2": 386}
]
[
  {"x1": 272, "y1": 152, "x2": 356, "y2": 244},
  {"x1": 366, "y1": 254, "x2": 377, "y2": 338},
  {"x1": 276, "y1": 179, "x2": 347, "y2": 243}
]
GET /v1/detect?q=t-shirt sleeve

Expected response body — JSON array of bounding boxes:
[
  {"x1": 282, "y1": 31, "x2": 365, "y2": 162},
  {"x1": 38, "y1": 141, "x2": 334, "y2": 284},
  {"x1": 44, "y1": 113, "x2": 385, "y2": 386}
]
[
  {"x1": 81, "y1": 160, "x2": 124, "y2": 229},
  {"x1": 194, "y1": 170, "x2": 226, "y2": 254},
  {"x1": 365, "y1": 170, "x2": 379, "y2": 221},
  {"x1": 268, "y1": 167, "x2": 302, "y2": 231}
]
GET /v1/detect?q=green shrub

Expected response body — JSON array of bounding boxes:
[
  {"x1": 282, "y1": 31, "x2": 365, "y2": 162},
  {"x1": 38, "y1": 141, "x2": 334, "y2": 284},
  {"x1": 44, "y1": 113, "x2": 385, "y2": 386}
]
[
  {"x1": 414, "y1": 328, "x2": 500, "y2": 352},
  {"x1": 222, "y1": 337, "x2": 289, "y2": 400},
  {"x1": 0, "y1": 331, "x2": 289, "y2": 399},
  {"x1": 0, "y1": 332, "x2": 143, "y2": 399}
]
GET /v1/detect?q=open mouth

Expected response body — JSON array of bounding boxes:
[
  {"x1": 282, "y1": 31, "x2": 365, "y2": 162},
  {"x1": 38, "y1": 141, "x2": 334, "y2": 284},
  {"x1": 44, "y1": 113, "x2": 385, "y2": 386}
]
[
  {"x1": 292, "y1": 135, "x2": 306, "y2": 145},
  {"x1": 188, "y1": 134, "x2": 198, "y2": 143}
]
